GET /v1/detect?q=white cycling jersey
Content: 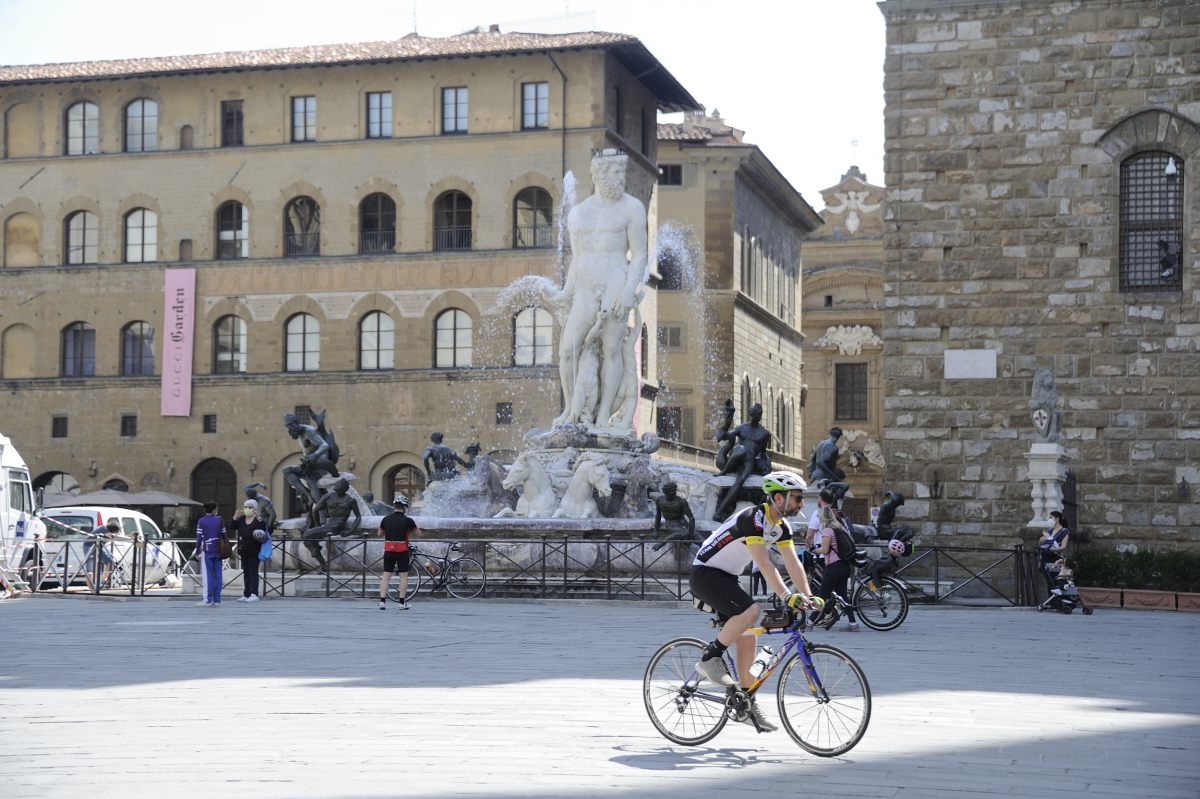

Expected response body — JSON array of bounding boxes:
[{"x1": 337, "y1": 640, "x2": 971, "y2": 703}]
[{"x1": 693, "y1": 503, "x2": 795, "y2": 576}]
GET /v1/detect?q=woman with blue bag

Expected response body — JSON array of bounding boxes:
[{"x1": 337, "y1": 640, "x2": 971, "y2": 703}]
[{"x1": 232, "y1": 498, "x2": 269, "y2": 603}]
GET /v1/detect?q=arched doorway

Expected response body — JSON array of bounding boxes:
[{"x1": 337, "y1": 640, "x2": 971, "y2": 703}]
[
  {"x1": 192, "y1": 458, "x2": 238, "y2": 522},
  {"x1": 385, "y1": 464, "x2": 426, "y2": 504}
]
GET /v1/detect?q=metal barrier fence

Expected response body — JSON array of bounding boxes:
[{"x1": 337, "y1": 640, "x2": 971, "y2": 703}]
[{"x1": 18, "y1": 534, "x2": 1045, "y2": 606}]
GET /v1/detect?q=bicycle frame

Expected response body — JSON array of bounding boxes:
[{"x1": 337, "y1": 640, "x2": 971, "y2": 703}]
[{"x1": 716, "y1": 611, "x2": 830, "y2": 703}]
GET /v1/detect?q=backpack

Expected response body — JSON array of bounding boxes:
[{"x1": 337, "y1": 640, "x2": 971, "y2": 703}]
[{"x1": 830, "y1": 514, "x2": 856, "y2": 561}]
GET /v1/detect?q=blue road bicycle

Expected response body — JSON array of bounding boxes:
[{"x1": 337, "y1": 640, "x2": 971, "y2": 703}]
[{"x1": 643, "y1": 600, "x2": 871, "y2": 755}]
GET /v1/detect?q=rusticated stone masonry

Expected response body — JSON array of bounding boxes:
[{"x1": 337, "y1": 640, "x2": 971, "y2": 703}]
[{"x1": 878, "y1": 0, "x2": 1200, "y2": 549}]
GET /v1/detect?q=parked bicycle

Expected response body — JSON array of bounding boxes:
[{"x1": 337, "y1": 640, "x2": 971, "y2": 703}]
[
  {"x1": 388, "y1": 542, "x2": 485, "y2": 601},
  {"x1": 643, "y1": 598, "x2": 871, "y2": 756},
  {"x1": 843, "y1": 550, "x2": 910, "y2": 631}
]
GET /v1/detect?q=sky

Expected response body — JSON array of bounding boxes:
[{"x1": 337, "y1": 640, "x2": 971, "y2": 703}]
[{"x1": 0, "y1": 0, "x2": 886, "y2": 206}]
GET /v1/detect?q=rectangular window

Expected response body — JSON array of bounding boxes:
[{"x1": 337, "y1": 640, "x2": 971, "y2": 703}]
[
  {"x1": 496, "y1": 402, "x2": 513, "y2": 425},
  {"x1": 442, "y1": 87, "x2": 468, "y2": 134},
  {"x1": 1120, "y1": 152, "x2": 1184, "y2": 292},
  {"x1": 658, "y1": 164, "x2": 682, "y2": 186},
  {"x1": 120, "y1": 415, "x2": 138, "y2": 438},
  {"x1": 657, "y1": 324, "x2": 684, "y2": 352},
  {"x1": 203, "y1": 414, "x2": 217, "y2": 434},
  {"x1": 835, "y1": 363, "x2": 869, "y2": 421},
  {"x1": 521, "y1": 82, "x2": 549, "y2": 129},
  {"x1": 291, "y1": 96, "x2": 316, "y2": 142},
  {"x1": 293, "y1": 405, "x2": 313, "y2": 425},
  {"x1": 656, "y1": 406, "x2": 695, "y2": 444},
  {"x1": 52, "y1": 416, "x2": 68, "y2": 439},
  {"x1": 220, "y1": 100, "x2": 243, "y2": 147},
  {"x1": 366, "y1": 91, "x2": 392, "y2": 138}
]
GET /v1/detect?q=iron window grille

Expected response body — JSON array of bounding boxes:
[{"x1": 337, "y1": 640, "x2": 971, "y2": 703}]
[
  {"x1": 1120, "y1": 151, "x2": 1184, "y2": 293},
  {"x1": 513, "y1": 187, "x2": 553, "y2": 249},
  {"x1": 359, "y1": 193, "x2": 396, "y2": 253}
]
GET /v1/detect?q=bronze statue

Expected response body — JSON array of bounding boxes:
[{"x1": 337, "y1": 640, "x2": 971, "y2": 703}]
[
  {"x1": 423, "y1": 432, "x2": 470, "y2": 482},
  {"x1": 808, "y1": 427, "x2": 845, "y2": 484},
  {"x1": 361, "y1": 490, "x2": 393, "y2": 516},
  {"x1": 282, "y1": 410, "x2": 340, "y2": 512},
  {"x1": 712, "y1": 402, "x2": 773, "y2": 520},
  {"x1": 301, "y1": 478, "x2": 361, "y2": 571},
  {"x1": 243, "y1": 483, "x2": 277, "y2": 531},
  {"x1": 652, "y1": 482, "x2": 696, "y2": 551}
]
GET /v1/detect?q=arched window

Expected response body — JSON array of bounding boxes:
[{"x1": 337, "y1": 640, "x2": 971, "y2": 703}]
[
  {"x1": 359, "y1": 311, "x2": 395, "y2": 370},
  {"x1": 64, "y1": 211, "x2": 97, "y2": 265},
  {"x1": 124, "y1": 208, "x2": 157, "y2": 263},
  {"x1": 513, "y1": 187, "x2": 552, "y2": 248},
  {"x1": 65, "y1": 101, "x2": 99, "y2": 155},
  {"x1": 434, "y1": 308, "x2": 472, "y2": 367},
  {"x1": 284, "y1": 196, "x2": 320, "y2": 256},
  {"x1": 1120, "y1": 151, "x2": 1184, "y2": 292},
  {"x1": 121, "y1": 321, "x2": 155, "y2": 376},
  {"x1": 433, "y1": 191, "x2": 471, "y2": 251},
  {"x1": 124, "y1": 98, "x2": 158, "y2": 152},
  {"x1": 513, "y1": 307, "x2": 553, "y2": 366},
  {"x1": 386, "y1": 464, "x2": 426, "y2": 505},
  {"x1": 61, "y1": 322, "x2": 96, "y2": 377},
  {"x1": 103, "y1": 478, "x2": 130, "y2": 492},
  {"x1": 284, "y1": 313, "x2": 319, "y2": 372},
  {"x1": 359, "y1": 193, "x2": 396, "y2": 254},
  {"x1": 213, "y1": 315, "x2": 247, "y2": 373},
  {"x1": 741, "y1": 377, "x2": 751, "y2": 418},
  {"x1": 216, "y1": 201, "x2": 248, "y2": 259}
]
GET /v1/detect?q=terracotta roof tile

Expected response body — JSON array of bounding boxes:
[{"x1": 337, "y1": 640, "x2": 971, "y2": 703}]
[
  {"x1": 0, "y1": 30, "x2": 638, "y2": 84},
  {"x1": 657, "y1": 123, "x2": 711, "y2": 141}
]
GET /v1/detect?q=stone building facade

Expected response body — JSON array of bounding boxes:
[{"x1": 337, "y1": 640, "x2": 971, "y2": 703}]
[
  {"x1": 879, "y1": 0, "x2": 1200, "y2": 548},
  {"x1": 800, "y1": 167, "x2": 886, "y2": 521},
  {"x1": 0, "y1": 30, "x2": 698, "y2": 518},
  {"x1": 654, "y1": 112, "x2": 821, "y2": 473}
]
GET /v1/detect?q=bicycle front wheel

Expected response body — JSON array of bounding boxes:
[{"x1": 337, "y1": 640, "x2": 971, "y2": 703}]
[
  {"x1": 643, "y1": 637, "x2": 730, "y2": 746},
  {"x1": 445, "y1": 558, "x2": 485, "y2": 598},
  {"x1": 852, "y1": 576, "x2": 909, "y2": 631},
  {"x1": 777, "y1": 644, "x2": 871, "y2": 756}
]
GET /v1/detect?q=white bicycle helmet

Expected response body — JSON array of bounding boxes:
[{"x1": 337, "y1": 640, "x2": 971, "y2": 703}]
[{"x1": 761, "y1": 470, "x2": 807, "y2": 495}]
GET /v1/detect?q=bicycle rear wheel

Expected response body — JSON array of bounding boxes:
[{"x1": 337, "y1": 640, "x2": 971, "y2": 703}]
[
  {"x1": 852, "y1": 576, "x2": 909, "y2": 631},
  {"x1": 776, "y1": 643, "x2": 871, "y2": 756},
  {"x1": 386, "y1": 561, "x2": 422, "y2": 602},
  {"x1": 445, "y1": 558, "x2": 485, "y2": 598},
  {"x1": 643, "y1": 637, "x2": 731, "y2": 746}
]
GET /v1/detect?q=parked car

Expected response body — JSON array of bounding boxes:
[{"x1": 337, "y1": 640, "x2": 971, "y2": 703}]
[{"x1": 37, "y1": 506, "x2": 183, "y2": 588}]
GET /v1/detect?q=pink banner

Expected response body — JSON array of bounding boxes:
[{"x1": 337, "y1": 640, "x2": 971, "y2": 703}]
[{"x1": 160, "y1": 268, "x2": 196, "y2": 416}]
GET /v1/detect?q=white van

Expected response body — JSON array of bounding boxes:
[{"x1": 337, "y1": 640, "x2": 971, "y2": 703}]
[
  {"x1": 40, "y1": 506, "x2": 183, "y2": 589},
  {"x1": 0, "y1": 433, "x2": 45, "y2": 570}
]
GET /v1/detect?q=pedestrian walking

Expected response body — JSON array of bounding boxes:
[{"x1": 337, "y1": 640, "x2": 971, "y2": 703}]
[
  {"x1": 378, "y1": 495, "x2": 418, "y2": 610},
  {"x1": 232, "y1": 498, "x2": 268, "y2": 602},
  {"x1": 193, "y1": 502, "x2": 228, "y2": 607}
]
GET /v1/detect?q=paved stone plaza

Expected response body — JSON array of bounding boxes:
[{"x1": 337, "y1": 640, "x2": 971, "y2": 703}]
[{"x1": 1, "y1": 595, "x2": 1198, "y2": 799}]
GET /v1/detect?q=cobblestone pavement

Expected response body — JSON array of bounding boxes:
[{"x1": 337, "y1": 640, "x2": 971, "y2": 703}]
[{"x1": 1, "y1": 594, "x2": 1197, "y2": 799}]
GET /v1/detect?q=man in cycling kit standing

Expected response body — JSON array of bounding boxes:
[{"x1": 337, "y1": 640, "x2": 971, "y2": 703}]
[
  {"x1": 378, "y1": 495, "x2": 418, "y2": 610},
  {"x1": 690, "y1": 470, "x2": 820, "y2": 732}
]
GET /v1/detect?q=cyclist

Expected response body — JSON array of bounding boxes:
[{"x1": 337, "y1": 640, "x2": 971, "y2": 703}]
[
  {"x1": 378, "y1": 495, "x2": 418, "y2": 610},
  {"x1": 690, "y1": 470, "x2": 820, "y2": 733}
]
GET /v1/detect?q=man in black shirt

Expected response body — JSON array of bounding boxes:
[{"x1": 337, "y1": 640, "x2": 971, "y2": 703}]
[{"x1": 378, "y1": 495, "x2": 418, "y2": 610}]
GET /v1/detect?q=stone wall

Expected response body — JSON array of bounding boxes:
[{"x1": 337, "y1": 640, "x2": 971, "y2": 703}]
[{"x1": 879, "y1": 0, "x2": 1200, "y2": 548}]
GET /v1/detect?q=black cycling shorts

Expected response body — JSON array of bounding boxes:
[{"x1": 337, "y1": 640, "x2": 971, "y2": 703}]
[
  {"x1": 690, "y1": 564, "x2": 755, "y2": 621},
  {"x1": 383, "y1": 551, "x2": 410, "y2": 573}
]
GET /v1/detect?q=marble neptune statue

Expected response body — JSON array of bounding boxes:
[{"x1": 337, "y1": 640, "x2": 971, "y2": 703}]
[{"x1": 545, "y1": 149, "x2": 648, "y2": 434}]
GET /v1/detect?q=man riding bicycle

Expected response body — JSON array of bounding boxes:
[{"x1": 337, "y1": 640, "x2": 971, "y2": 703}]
[{"x1": 690, "y1": 470, "x2": 821, "y2": 732}]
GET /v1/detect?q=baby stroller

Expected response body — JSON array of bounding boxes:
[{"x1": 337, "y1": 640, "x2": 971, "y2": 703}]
[{"x1": 1037, "y1": 566, "x2": 1094, "y2": 615}]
